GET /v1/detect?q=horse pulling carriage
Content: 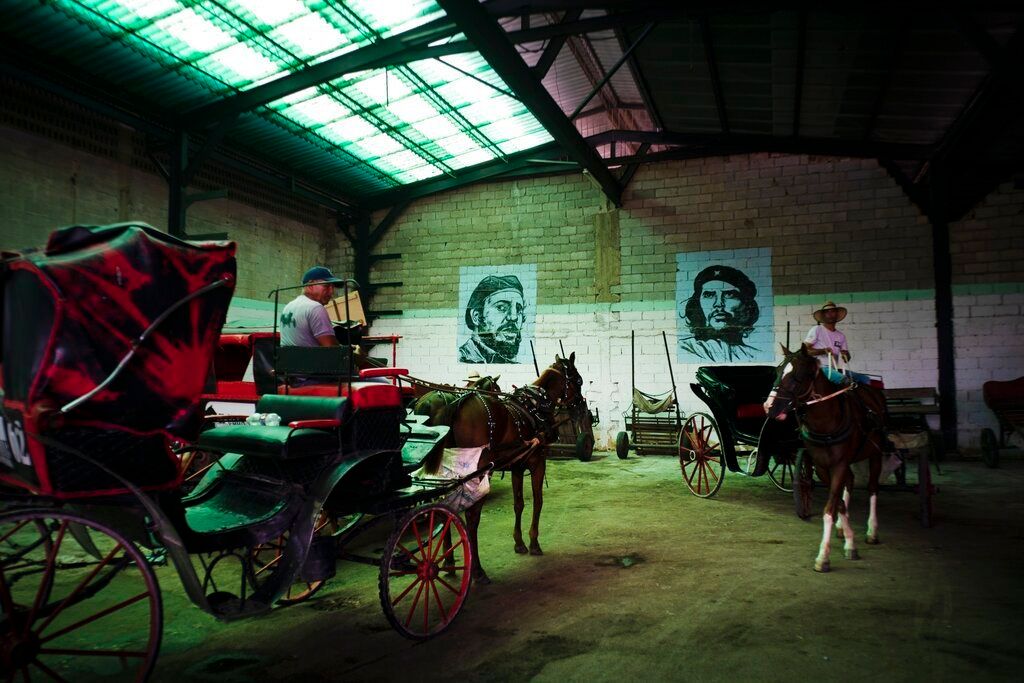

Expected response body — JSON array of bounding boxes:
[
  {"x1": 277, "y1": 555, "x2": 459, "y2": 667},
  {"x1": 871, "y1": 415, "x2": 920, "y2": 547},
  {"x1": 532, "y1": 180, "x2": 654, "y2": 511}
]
[{"x1": 0, "y1": 224, "x2": 476, "y2": 680}]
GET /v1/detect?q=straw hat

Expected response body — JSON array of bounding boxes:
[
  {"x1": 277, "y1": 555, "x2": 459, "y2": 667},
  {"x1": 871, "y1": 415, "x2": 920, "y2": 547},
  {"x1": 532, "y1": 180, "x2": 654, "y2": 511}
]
[
  {"x1": 813, "y1": 301, "x2": 847, "y2": 323},
  {"x1": 466, "y1": 369, "x2": 482, "y2": 382}
]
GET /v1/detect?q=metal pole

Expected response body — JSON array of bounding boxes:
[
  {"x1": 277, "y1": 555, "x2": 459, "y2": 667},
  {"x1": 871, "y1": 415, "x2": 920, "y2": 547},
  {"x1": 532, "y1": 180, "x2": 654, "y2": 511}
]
[
  {"x1": 630, "y1": 330, "x2": 635, "y2": 395},
  {"x1": 530, "y1": 339, "x2": 540, "y2": 377},
  {"x1": 559, "y1": 340, "x2": 566, "y2": 358},
  {"x1": 662, "y1": 331, "x2": 680, "y2": 420}
]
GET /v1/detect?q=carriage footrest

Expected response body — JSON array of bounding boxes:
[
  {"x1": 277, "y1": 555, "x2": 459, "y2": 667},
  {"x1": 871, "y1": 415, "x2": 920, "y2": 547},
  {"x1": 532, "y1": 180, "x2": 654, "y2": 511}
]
[
  {"x1": 206, "y1": 591, "x2": 273, "y2": 621},
  {"x1": 300, "y1": 535, "x2": 338, "y2": 583}
]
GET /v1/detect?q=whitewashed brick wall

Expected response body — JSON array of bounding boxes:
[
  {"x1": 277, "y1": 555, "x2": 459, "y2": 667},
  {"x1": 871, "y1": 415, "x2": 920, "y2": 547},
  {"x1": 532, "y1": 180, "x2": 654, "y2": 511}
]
[{"x1": 371, "y1": 296, "x2": 943, "y2": 449}]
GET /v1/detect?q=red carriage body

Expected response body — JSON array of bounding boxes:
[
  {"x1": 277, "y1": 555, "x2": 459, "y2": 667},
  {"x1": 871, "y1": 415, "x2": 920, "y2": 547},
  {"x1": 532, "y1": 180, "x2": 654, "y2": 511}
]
[{"x1": 0, "y1": 222, "x2": 236, "y2": 498}]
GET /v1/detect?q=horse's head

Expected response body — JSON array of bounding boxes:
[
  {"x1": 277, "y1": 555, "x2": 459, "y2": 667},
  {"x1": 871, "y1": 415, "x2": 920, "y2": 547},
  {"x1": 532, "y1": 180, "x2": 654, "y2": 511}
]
[
  {"x1": 472, "y1": 374, "x2": 502, "y2": 393},
  {"x1": 766, "y1": 344, "x2": 819, "y2": 422},
  {"x1": 551, "y1": 352, "x2": 584, "y2": 409}
]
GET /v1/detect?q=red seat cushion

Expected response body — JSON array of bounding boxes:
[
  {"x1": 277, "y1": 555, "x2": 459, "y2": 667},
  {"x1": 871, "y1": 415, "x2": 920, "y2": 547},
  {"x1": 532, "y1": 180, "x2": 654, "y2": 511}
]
[
  {"x1": 277, "y1": 382, "x2": 402, "y2": 409},
  {"x1": 202, "y1": 381, "x2": 258, "y2": 401},
  {"x1": 736, "y1": 403, "x2": 766, "y2": 420}
]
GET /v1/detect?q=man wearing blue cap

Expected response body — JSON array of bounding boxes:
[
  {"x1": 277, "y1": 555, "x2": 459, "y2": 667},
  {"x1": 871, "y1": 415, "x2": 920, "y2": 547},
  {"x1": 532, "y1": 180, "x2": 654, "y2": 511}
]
[{"x1": 280, "y1": 266, "x2": 341, "y2": 348}]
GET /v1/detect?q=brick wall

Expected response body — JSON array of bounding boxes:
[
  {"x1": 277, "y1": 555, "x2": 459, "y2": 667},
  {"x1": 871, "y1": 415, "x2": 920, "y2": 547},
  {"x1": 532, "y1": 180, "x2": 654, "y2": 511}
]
[
  {"x1": 0, "y1": 125, "x2": 342, "y2": 301},
  {"x1": 950, "y1": 181, "x2": 1024, "y2": 446}
]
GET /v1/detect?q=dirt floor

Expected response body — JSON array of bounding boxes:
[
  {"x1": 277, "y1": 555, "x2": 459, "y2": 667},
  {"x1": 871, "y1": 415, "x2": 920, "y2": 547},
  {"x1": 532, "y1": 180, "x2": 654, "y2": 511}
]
[{"x1": 149, "y1": 453, "x2": 1024, "y2": 682}]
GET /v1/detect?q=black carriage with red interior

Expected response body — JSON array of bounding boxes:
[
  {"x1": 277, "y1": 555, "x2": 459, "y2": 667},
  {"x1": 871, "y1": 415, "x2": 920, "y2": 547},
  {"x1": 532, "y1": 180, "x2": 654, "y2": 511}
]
[{"x1": 0, "y1": 223, "x2": 474, "y2": 680}]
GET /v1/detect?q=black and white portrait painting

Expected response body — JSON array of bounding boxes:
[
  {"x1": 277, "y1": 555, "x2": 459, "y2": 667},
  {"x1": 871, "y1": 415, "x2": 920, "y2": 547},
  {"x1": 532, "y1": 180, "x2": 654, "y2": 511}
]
[
  {"x1": 676, "y1": 249, "x2": 774, "y2": 363},
  {"x1": 457, "y1": 265, "x2": 536, "y2": 364}
]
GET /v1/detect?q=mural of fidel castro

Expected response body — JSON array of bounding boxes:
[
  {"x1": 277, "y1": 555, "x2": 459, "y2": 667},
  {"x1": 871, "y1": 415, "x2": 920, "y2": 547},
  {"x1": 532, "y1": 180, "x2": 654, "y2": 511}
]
[{"x1": 459, "y1": 275, "x2": 526, "y2": 364}]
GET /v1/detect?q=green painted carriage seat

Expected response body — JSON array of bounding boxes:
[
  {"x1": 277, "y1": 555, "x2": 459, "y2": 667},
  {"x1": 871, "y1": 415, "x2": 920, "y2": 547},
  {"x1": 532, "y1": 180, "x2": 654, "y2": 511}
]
[{"x1": 197, "y1": 396, "x2": 348, "y2": 460}]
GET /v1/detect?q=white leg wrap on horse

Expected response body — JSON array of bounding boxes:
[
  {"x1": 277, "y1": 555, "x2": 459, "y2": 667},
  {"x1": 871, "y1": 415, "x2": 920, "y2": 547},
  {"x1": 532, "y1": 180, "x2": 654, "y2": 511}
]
[
  {"x1": 816, "y1": 513, "x2": 834, "y2": 571},
  {"x1": 867, "y1": 493, "x2": 879, "y2": 543}
]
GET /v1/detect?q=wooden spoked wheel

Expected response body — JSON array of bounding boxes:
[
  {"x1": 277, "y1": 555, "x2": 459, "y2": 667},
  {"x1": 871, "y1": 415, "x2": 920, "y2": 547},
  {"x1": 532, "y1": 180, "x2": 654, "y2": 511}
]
[
  {"x1": 678, "y1": 413, "x2": 725, "y2": 498},
  {"x1": 767, "y1": 455, "x2": 795, "y2": 492},
  {"x1": 792, "y1": 449, "x2": 815, "y2": 519},
  {"x1": 0, "y1": 509, "x2": 162, "y2": 681},
  {"x1": 379, "y1": 504, "x2": 472, "y2": 640}
]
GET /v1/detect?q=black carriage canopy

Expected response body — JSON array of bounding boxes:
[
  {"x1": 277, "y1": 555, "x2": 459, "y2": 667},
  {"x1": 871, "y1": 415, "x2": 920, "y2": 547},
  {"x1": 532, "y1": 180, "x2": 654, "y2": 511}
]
[{"x1": 1, "y1": 222, "x2": 236, "y2": 441}]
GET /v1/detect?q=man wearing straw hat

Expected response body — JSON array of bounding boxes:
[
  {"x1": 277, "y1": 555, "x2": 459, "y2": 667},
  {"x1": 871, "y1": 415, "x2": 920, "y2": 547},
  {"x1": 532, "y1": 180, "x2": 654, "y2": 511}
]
[{"x1": 803, "y1": 301, "x2": 870, "y2": 384}]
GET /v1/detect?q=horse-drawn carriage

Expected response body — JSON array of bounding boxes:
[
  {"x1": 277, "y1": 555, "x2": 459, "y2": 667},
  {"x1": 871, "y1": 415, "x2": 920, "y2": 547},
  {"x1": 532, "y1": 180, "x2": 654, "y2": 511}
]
[
  {"x1": 980, "y1": 376, "x2": 1024, "y2": 468},
  {"x1": 685, "y1": 365, "x2": 803, "y2": 497},
  {"x1": 0, "y1": 223, "x2": 476, "y2": 679}
]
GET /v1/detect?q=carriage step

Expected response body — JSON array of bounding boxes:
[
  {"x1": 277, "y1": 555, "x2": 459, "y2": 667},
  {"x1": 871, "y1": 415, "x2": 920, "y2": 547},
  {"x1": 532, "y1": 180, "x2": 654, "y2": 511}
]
[{"x1": 206, "y1": 591, "x2": 272, "y2": 621}]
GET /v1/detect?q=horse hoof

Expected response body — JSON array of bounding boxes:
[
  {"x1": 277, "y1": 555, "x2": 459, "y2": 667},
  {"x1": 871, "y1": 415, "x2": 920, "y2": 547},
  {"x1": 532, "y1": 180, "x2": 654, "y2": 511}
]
[
  {"x1": 529, "y1": 547, "x2": 544, "y2": 556},
  {"x1": 475, "y1": 573, "x2": 491, "y2": 586},
  {"x1": 814, "y1": 560, "x2": 830, "y2": 573},
  {"x1": 866, "y1": 535, "x2": 879, "y2": 545},
  {"x1": 514, "y1": 544, "x2": 528, "y2": 554},
  {"x1": 845, "y1": 548, "x2": 860, "y2": 561}
]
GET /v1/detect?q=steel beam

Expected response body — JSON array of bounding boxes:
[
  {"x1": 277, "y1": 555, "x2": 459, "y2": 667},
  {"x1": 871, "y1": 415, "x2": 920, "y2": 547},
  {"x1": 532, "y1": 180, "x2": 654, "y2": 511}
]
[
  {"x1": 532, "y1": 8, "x2": 583, "y2": 79},
  {"x1": 589, "y1": 130, "x2": 933, "y2": 160},
  {"x1": 438, "y1": 0, "x2": 622, "y2": 206}
]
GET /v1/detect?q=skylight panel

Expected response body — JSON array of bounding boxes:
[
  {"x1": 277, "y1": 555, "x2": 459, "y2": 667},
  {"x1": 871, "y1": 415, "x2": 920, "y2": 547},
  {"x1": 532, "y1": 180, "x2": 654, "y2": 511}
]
[
  {"x1": 435, "y1": 79, "x2": 497, "y2": 109},
  {"x1": 269, "y1": 13, "x2": 349, "y2": 61},
  {"x1": 413, "y1": 114, "x2": 460, "y2": 141},
  {"x1": 283, "y1": 94, "x2": 351, "y2": 127},
  {"x1": 153, "y1": 8, "x2": 234, "y2": 56},
  {"x1": 459, "y1": 96, "x2": 522, "y2": 128},
  {"x1": 434, "y1": 132, "x2": 480, "y2": 157},
  {"x1": 498, "y1": 130, "x2": 554, "y2": 154},
  {"x1": 350, "y1": 71, "x2": 412, "y2": 108},
  {"x1": 230, "y1": 0, "x2": 306, "y2": 27},
  {"x1": 387, "y1": 95, "x2": 438, "y2": 125},
  {"x1": 199, "y1": 42, "x2": 279, "y2": 85},
  {"x1": 113, "y1": 0, "x2": 177, "y2": 22},
  {"x1": 319, "y1": 116, "x2": 380, "y2": 145},
  {"x1": 447, "y1": 148, "x2": 494, "y2": 169},
  {"x1": 349, "y1": 133, "x2": 405, "y2": 160},
  {"x1": 347, "y1": 0, "x2": 444, "y2": 38},
  {"x1": 376, "y1": 149, "x2": 430, "y2": 174}
]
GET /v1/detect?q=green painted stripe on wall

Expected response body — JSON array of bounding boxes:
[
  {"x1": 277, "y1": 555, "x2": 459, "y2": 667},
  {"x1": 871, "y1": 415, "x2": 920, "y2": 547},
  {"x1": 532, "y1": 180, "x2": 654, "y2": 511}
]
[{"x1": 952, "y1": 282, "x2": 1024, "y2": 295}]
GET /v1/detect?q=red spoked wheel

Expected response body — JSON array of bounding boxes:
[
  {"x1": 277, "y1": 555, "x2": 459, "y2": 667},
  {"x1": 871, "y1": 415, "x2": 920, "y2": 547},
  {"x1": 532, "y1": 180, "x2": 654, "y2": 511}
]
[
  {"x1": 379, "y1": 504, "x2": 472, "y2": 640},
  {"x1": 251, "y1": 511, "x2": 333, "y2": 606},
  {"x1": 0, "y1": 509, "x2": 162, "y2": 682},
  {"x1": 678, "y1": 413, "x2": 725, "y2": 498}
]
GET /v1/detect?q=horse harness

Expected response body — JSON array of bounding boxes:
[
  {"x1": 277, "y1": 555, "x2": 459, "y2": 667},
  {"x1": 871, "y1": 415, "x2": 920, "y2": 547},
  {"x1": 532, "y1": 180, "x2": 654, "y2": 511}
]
[
  {"x1": 465, "y1": 364, "x2": 580, "y2": 468},
  {"x1": 781, "y1": 367, "x2": 885, "y2": 452}
]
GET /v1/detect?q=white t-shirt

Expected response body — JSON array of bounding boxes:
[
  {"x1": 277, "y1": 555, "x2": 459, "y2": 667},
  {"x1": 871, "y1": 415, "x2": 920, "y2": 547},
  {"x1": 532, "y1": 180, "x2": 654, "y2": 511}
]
[
  {"x1": 280, "y1": 294, "x2": 334, "y2": 347},
  {"x1": 804, "y1": 325, "x2": 848, "y2": 368}
]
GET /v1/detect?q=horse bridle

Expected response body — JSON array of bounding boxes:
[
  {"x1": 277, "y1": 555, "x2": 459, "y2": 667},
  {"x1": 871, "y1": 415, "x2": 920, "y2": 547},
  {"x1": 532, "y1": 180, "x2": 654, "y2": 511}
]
[
  {"x1": 551, "y1": 359, "x2": 585, "y2": 411},
  {"x1": 771, "y1": 354, "x2": 858, "y2": 446}
]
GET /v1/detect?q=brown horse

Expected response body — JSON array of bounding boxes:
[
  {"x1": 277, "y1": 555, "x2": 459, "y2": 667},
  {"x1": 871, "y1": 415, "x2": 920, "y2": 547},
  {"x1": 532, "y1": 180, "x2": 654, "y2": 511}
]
[
  {"x1": 422, "y1": 354, "x2": 583, "y2": 584},
  {"x1": 409, "y1": 375, "x2": 502, "y2": 418},
  {"x1": 766, "y1": 345, "x2": 890, "y2": 572}
]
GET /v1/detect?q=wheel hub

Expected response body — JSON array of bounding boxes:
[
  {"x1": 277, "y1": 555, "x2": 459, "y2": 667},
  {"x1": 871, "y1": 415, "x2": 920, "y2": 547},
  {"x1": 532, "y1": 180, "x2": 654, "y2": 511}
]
[
  {"x1": 2, "y1": 624, "x2": 40, "y2": 672},
  {"x1": 416, "y1": 561, "x2": 440, "y2": 581}
]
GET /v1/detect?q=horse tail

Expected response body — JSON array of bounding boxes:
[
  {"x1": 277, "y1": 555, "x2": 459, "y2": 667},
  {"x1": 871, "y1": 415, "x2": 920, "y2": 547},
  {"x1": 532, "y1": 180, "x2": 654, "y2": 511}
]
[
  {"x1": 423, "y1": 391, "x2": 480, "y2": 474},
  {"x1": 423, "y1": 439, "x2": 445, "y2": 475}
]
